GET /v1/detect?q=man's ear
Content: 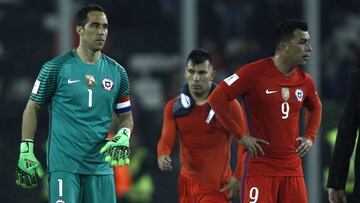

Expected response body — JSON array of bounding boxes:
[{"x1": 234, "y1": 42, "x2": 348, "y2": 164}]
[
  {"x1": 279, "y1": 41, "x2": 288, "y2": 50},
  {"x1": 75, "y1": 26, "x2": 83, "y2": 35},
  {"x1": 211, "y1": 69, "x2": 215, "y2": 81}
]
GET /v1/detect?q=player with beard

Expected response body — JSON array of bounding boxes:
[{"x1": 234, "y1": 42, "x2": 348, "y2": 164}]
[{"x1": 208, "y1": 19, "x2": 322, "y2": 203}]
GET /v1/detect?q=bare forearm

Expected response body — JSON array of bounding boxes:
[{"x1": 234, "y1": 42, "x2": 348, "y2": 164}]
[
  {"x1": 115, "y1": 111, "x2": 134, "y2": 132},
  {"x1": 21, "y1": 100, "x2": 41, "y2": 140}
]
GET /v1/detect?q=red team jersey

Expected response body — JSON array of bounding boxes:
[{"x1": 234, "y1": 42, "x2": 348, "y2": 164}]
[
  {"x1": 214, "y1": 58, "x2": 322, "y2": 177},
  {"x1": 157, "y1": 98, "x2": 246, "y2": 190}
]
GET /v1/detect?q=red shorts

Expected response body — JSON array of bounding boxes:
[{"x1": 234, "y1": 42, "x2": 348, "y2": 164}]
[
  {"x1": 241, "y1": 176, "x2": 307, "y2": 203},
  {"x1": 178, "y1": 174, "x2": 231, "y2": 203}
]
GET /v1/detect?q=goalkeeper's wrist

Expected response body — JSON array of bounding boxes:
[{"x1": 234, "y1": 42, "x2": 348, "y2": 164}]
[
  {"x1": 20, "y1": 139, "x2": 34, "y2": 154},
  {"x1": 116, "y1": 127, "x2": 131, "y2": 138}
]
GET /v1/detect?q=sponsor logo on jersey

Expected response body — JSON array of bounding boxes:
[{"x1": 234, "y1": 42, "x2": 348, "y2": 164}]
[
  {"x1": 265, "y1": 89, "x2": 277, "y2": 94},
  {"x1": 102, "y1": 78, "x2": 114, "y2": 91},
  {"x1": 85, "y1": 75, "x2": 96, "y2": 87},
  {"x1": 55, "y1": 200, "x2": 65, "y2": 203},
  {"x1": 224, "y1": 74, "x2": 239, "y2": 86},
  {"x1": 67, "y1": 79, "x2": 80, "y2": 84},
  {"x1": 281, "y1": 87, "x2": 290, "y2": 101},
  {"x1": 295, "y1": 89, "x2": 304, "y2": 102}
]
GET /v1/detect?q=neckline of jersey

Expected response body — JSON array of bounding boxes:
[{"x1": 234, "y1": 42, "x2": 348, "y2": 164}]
[
  {"x1": 266, "y1": 57, "x2": 298, "y2": 78},
  {"x1": 72, "y1": 48, "x2": 102, "y2": 67}
]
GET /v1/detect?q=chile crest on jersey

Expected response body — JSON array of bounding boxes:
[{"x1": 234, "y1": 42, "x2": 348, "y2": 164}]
[
  {"x1": 295, "y1": 88, "x2": 304, "y2": 102},
  {"x1": 102, "y1": 77, "x2": 114, "y2": 91}
]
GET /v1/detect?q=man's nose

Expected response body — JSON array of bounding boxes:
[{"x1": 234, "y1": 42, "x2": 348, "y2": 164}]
[
  {"x1": 193, "y1": 73, "x2": 200, "y2": 80},
  {"x1": 97, "y1": 27, "x2": 106, "y2": 35}
]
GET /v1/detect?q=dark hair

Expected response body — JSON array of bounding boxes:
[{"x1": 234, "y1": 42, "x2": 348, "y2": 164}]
[
  {"x1": 75, "y1": 4, "x2": 106, "y2": 27},
  {"x1": 274, "y1": 19, "x2": 308, "y2": 49},
  {"x1": 186, "y1": 49, "x2": 213, "y2": 66}
]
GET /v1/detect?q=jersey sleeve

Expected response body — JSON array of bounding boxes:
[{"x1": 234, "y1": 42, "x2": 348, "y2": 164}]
[
  {"x1": 30, "y1": 61, "x2": 61, "y2": 105},
  {"x1": 117, "y1": 66, "x2": 130, "y2": 98},
  {"x1": 208, "y1": 66, "x2": 252, "y2": 139},
  {"x1": 157, "y1": 100, "x2": 177, "y2": 158},
  {"x1": 228, "y1": 100, "x2": 248, "y2": 179},
  {"x1": 115, "y1": 66, "x2": 131, "y2": 113},
  {"x1": 229, "y1": 99, "x2": 248, "y2": 137},
  {"x1": 303, "y1": 77, "x2": 322, "y2": 142},
  {"x1": 233, "y1": 143, "x2": 247, "y2": 180},
  {"x1": 219, "y1": 64, "x2": 254, "y2": 100}
]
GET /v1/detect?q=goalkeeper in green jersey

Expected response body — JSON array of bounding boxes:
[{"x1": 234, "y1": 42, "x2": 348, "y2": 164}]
[{"x1": 15, "y1": 4, "x2": 134, "y2": 203}]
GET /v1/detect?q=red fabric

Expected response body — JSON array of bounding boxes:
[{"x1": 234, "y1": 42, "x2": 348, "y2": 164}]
[
  {"x1": 116, "y1": 95, "x2": 130, "y2": 103},
  {"x1": 178, "y1": 174, "x2": 231, "y2": 203},
  {"x1": 208, "y1": 89, "x2": 247, "y2": 140},
  {"x1": 113, "y1": 166, "x2": 132, "y2": 196},
  {"x1": 157, "y1": 98, "x2": 246, "y2": 190},
  {"x1": 233, "y1": 144, "x2": 247, "y2": 180},
  {"x1": 209, "y1": 58, "x2": 322, "y2": 177},
  {"x1": 243, "y1": 176, "x2": 308, "y2": 203}
]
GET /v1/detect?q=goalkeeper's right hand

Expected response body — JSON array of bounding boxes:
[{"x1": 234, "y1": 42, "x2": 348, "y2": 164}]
[{"x1": 15, "y1": 140, "x2": 44, "y2": 188}]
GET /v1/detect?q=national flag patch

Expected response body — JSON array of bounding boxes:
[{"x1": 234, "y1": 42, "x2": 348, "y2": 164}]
[{"x1": 116, "y1": 96, "x2": 131, "y2": 113}]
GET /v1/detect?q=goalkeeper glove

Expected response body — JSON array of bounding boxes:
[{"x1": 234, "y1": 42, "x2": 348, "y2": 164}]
[
  {"x1": 15, "y1": 140, "x2": 44, "y2": 188},
  {"x1": 100, "y1": 128, "x2": 131, "y2": 166}
]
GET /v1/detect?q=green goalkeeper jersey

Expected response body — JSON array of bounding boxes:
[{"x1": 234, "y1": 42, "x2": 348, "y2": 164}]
[{"x1": 30, "y1": 49, "x2": 130, "y2": 174}]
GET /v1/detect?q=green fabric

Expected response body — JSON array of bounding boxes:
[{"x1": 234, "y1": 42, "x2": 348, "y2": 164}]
[
  {"x1": 16, "y1": 141, "x2": 44, "y2": 188},
  {"x1": 30, "y1": 49, "x2": 130, "y2": 174},
  {"x1": 100, "y1": 128, "x2": 131, "y2": 166},
  {"x1": 49, "y1": 172, "x2": 116, "y2": 203}
]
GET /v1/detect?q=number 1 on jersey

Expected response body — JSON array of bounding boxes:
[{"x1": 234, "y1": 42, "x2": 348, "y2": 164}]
[
  {"x1": 57, "y1": 179, "x2": 63, "y2": 197},
  {"x1": 88, "y1": 89, "x2": 93, "y2": 108}
]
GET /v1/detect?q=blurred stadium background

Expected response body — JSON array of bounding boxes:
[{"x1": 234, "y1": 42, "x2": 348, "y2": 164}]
[{"x1": 1, "y1": 0, "x2": 360, "y2": 202}]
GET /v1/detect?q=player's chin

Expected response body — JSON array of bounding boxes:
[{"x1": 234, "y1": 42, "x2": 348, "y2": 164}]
[
  {"x1": 192, "y1": 89, "x2": 205, "y2": 97},
  {"x1": 93, "y1": 42, "x2": 105, "y2": 50},
  {"x1": 297, "y1": 60, "x2": 308, "y2": 67},
  {"x1": 92, "y1": 46, "x2": 104, "y2": 52}
]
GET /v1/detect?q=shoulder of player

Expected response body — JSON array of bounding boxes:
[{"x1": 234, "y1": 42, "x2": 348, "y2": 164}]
[
  {"x1": 162, "y1": 98, "x2": 177, "y2": 116},
  {"x1": 101, "y1": 54, "x2": 126, "y2": 71},
  {"x1": 295, "y1": 68, "x2": 315, "y2": 82},
  {"x1": 42, "y1": 51, "x2": 73, "y2": 70},
  {"x1": 236, "y1": 58, "x2": 270, "y2": 73},
  {"x1": 166, "y1": 97, "x2": 178, "y2": 107}
]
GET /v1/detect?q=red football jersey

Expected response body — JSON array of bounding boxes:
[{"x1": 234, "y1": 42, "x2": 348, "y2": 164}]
[
  {"x1": 157, "y1": 98, "x2": 246, "y2": 189},
  {"x1": 216, "y1": 58, "x2": 322, "y2": 176}
]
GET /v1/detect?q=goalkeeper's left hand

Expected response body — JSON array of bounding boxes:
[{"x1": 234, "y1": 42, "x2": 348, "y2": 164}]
[{"x1": 100, "y1": 128, "x2": 131, "y2": 166}]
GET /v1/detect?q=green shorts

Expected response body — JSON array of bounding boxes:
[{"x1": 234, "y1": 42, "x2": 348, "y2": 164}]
[{"x1": 48, "y1": 172, "x2": 116, "y2": 203}]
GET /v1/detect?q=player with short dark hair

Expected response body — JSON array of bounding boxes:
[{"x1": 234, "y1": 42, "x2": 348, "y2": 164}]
[
  {"x1": 158, "y1": 49, "x2": 246, "y2": 202},
  {"x1": 208, "y1": 19, "x2": 322, "y2": 203},
  {"x1": 15, "y1": 4, "x2": 133, "y2": 203}
]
